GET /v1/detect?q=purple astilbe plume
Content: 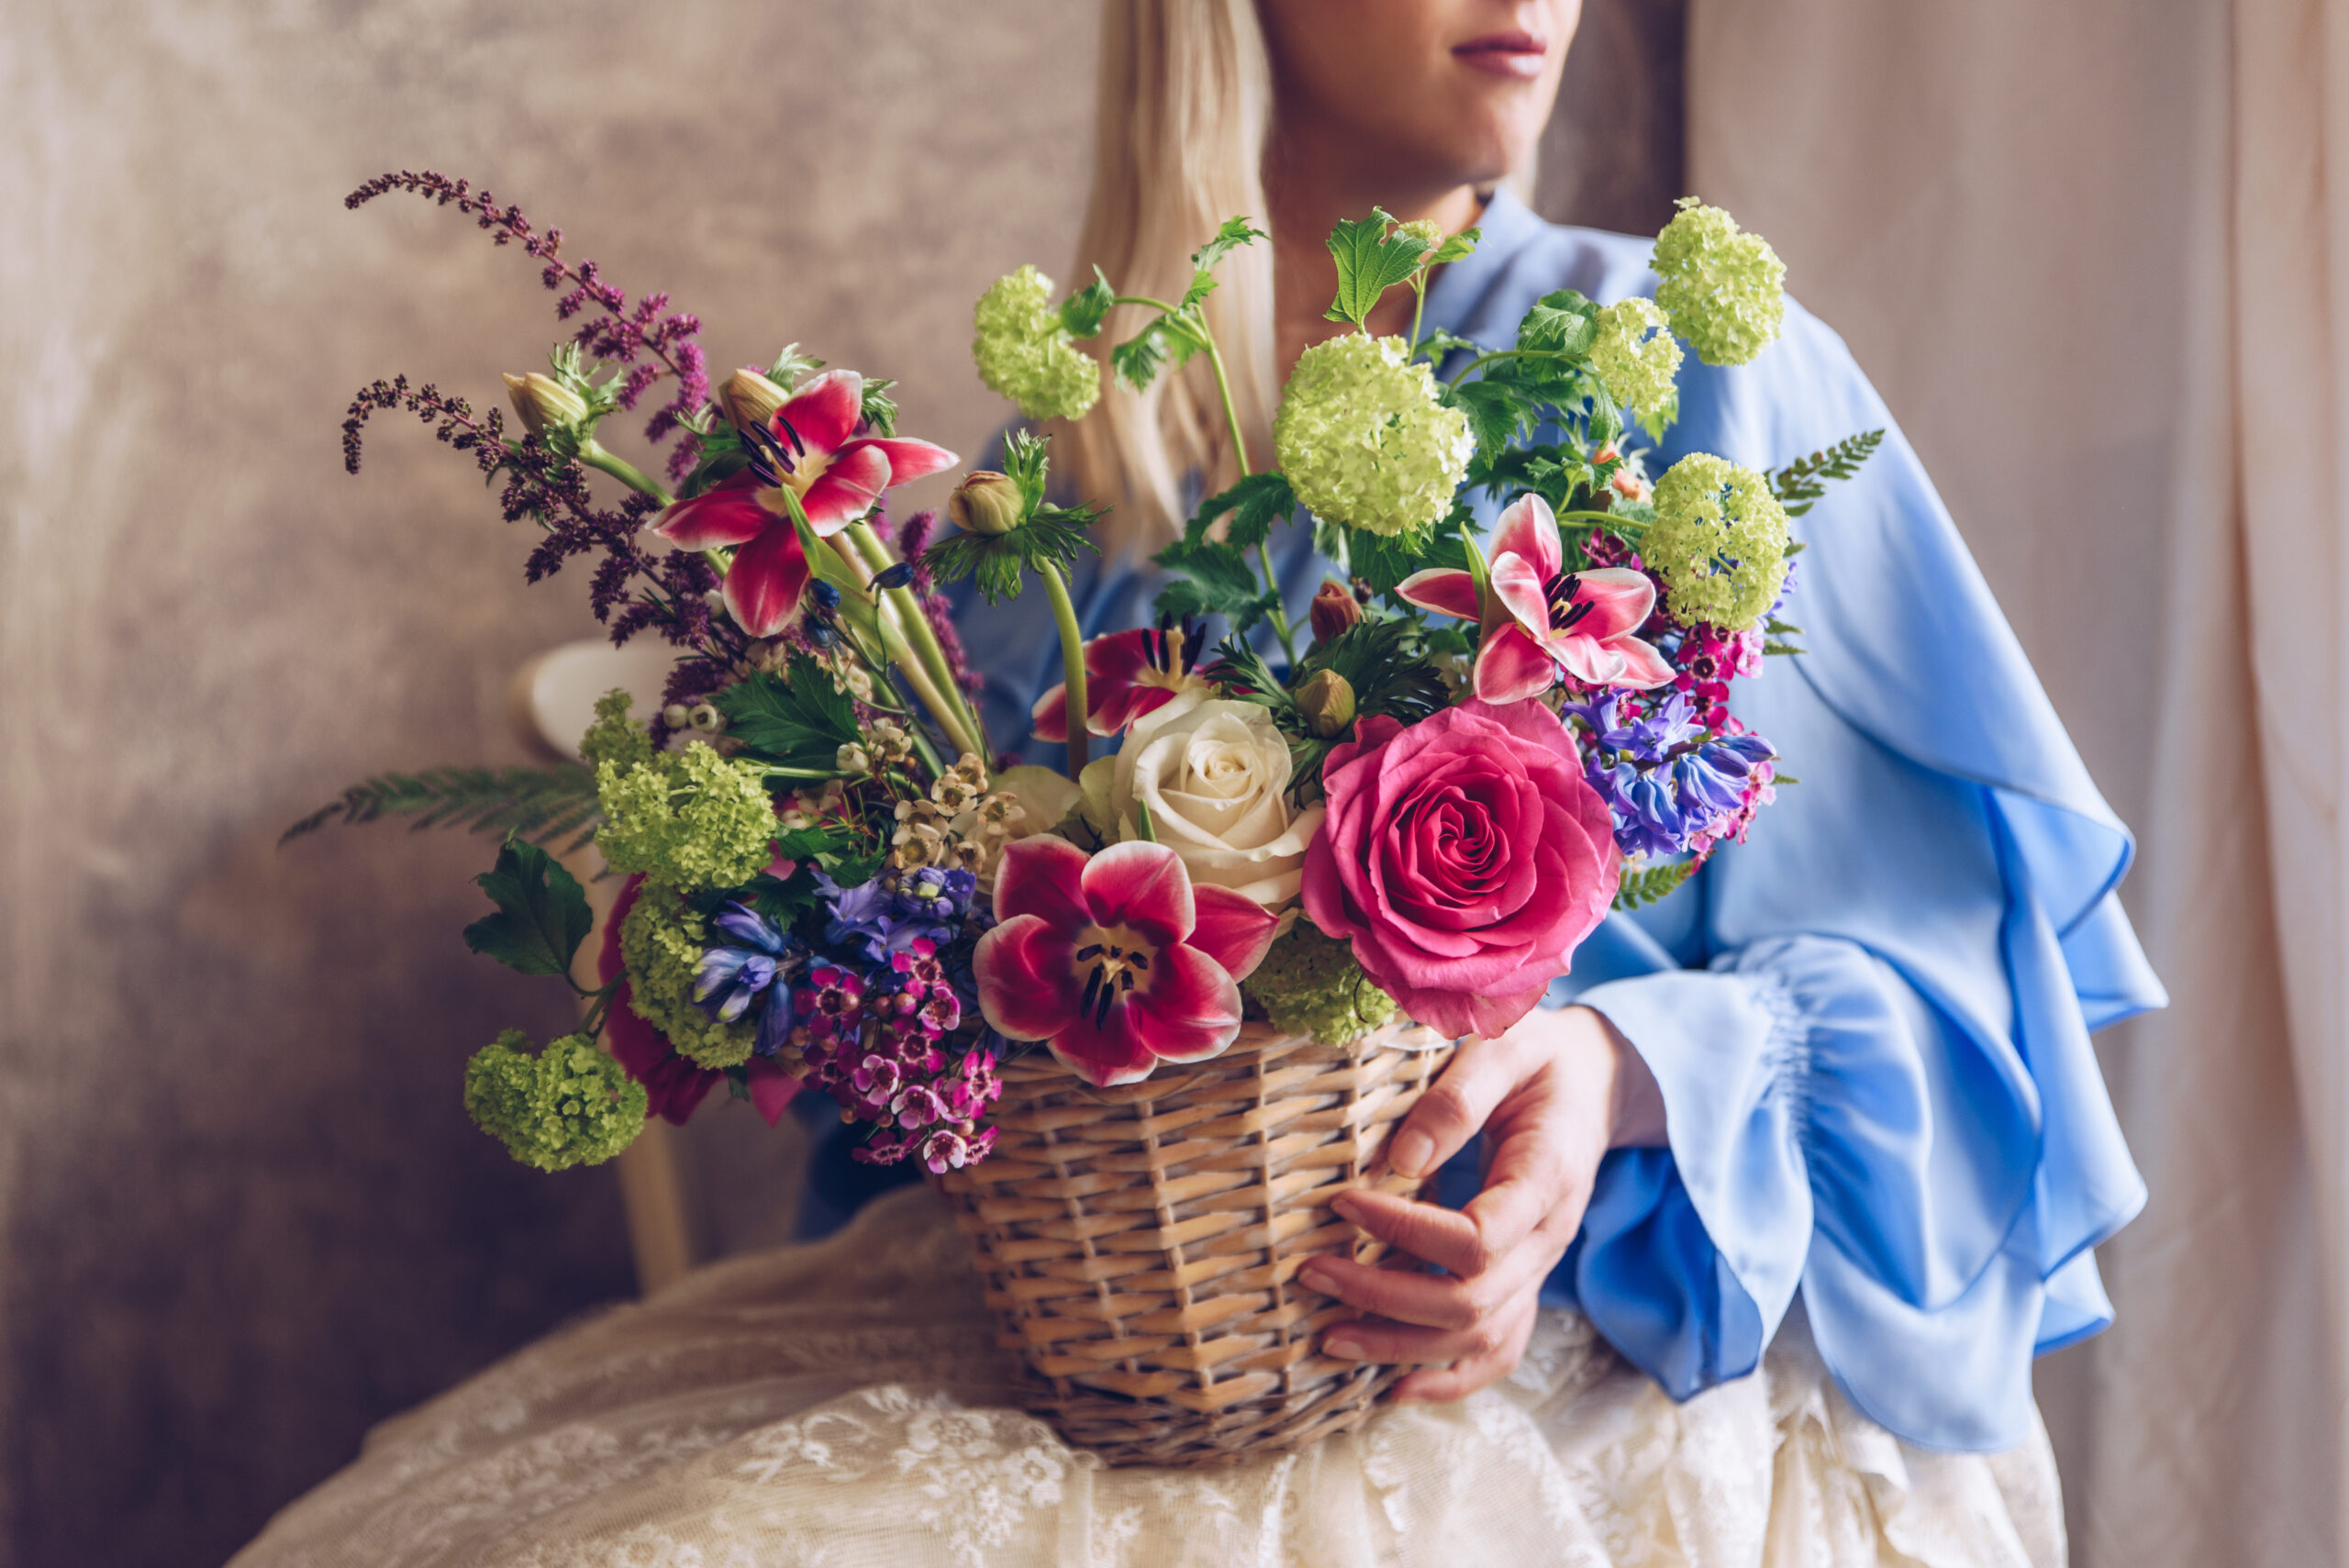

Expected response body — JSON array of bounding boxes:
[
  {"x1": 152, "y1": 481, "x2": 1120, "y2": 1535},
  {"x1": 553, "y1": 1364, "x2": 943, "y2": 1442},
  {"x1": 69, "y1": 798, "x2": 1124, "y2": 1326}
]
[{"x1": 343, "y1": 171, "x2": 708, "y2": 478}]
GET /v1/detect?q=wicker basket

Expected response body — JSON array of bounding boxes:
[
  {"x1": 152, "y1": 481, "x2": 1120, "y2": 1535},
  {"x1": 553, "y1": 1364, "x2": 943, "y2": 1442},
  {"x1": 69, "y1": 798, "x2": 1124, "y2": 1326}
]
[{"x1": 932, "y1": 1018, "x2": 1455, "y2": 1467}]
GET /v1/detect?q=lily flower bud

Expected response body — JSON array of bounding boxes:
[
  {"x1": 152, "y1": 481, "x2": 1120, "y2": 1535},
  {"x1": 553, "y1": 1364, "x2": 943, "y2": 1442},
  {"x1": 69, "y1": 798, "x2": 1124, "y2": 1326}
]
[
  {"x1": 1309, "y1": 579, "x2": 1364, "y2": 645},
  {"x1": 502, "y1": 372, "x2": 589, "y2": 436},
  {"x1": 1296, "y1": 669, "x2": 1356, "y2": 738},
  {"x1": 717, "y1": 367, "x2": 790, "y2": 434},
  {"x1": 947, "y1": 471, "x2": 1026, "y2": 537}
]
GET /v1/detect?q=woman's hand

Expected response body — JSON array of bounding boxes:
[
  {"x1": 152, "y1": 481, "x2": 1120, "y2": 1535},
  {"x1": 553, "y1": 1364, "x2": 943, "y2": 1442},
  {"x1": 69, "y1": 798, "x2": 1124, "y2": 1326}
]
[{"x1": 1300, "y1": 1004, "x2": 1665, "y2": 1404}]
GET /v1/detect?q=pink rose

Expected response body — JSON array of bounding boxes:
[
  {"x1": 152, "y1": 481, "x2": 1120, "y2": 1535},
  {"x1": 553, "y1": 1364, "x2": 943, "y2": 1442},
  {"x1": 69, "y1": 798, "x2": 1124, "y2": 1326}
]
[{"x1": 1301, "y1": 701, "x2": 1620, "y2": 1039}]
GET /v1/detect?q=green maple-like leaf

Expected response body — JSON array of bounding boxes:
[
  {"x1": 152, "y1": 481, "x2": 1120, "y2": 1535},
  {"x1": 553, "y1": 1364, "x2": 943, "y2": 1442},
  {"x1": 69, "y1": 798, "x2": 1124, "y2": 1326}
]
[
  {"x1": 1324, "y1": 209, "x2": 1436, "y2": 327},
  {"x1": 462, "y1": 838, "x2": 595, "y2": 980}
]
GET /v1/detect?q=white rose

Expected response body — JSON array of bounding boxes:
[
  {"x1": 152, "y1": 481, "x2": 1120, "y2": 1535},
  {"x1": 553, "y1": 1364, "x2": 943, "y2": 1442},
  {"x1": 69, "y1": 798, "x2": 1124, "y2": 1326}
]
[{"x1": 1080, "y1": 695, "x2": 1323, "y2": 907}]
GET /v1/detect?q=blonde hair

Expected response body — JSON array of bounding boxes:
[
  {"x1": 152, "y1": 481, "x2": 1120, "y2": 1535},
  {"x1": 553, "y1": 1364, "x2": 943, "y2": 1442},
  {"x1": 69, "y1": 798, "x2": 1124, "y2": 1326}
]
[{"x1": 1060, "y1": 0, "x2": 1277, "y2": 559}]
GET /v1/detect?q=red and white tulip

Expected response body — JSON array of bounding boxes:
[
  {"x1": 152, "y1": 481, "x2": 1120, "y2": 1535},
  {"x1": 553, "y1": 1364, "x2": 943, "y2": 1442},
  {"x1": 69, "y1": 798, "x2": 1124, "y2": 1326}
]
[
  {"x1": 1398, "y1": 493, "x2": 1673, "y2": 704},
  {"x1": 973, "y1": 837, "x2": 1278, "y2": 1087},
  {"x1": 646, "y1": 368, "x2": 957, "y2": 638}
]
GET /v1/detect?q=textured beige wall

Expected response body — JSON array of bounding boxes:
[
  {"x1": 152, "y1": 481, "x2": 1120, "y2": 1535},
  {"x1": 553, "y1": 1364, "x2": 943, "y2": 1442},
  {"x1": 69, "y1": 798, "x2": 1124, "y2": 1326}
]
[{"x1": 0, "y1": 4, "x2": 1680, "y2": 1563}]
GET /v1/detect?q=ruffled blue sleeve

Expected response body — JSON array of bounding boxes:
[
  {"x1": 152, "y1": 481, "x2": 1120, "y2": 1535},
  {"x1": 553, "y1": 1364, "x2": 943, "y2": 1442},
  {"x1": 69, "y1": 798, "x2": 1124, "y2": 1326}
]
[{"x1": 1524, "y1": 286, "x2": 2163, "y2": 1453}]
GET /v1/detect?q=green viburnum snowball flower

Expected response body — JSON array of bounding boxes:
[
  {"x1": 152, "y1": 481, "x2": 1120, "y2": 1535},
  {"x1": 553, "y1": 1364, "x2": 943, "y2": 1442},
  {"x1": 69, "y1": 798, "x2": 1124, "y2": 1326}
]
[
  {"x1": 1243, "y1": 922, "x2": 1397, "y2": 1047},
  {"x1": 463, "y1": 1029, "x2": 648, "y2": 1172},
  {"x1": 579, "y1": 687, "x2": 653, "y2": 774},
  {"x1": 1590, "y1": 297, "x2": 1684, "y2": 427},
  {"x1": 972, "y1": 265, "x2": 1100, "y2": 423},
  {"x1": 1651, "y1": 198, "x2": 1786, "y2": 367},
  {"x1": 595, "y1": 741, "x2": 776, "y2": 893},
  {"x1": 618, "y1": 883, "x2": 757, "y2": 1068},
  {"x1": 1644, "y1": 453, "x2": 1790, "y2": 631},
  {"x1": 1273, "y1": 333, "x2": 1473, "y2": 538}
]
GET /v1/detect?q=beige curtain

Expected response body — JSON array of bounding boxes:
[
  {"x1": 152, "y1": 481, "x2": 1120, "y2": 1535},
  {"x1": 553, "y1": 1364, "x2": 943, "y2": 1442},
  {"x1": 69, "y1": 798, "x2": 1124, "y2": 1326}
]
[{"x1": 1687, "y1": 1, "x2": 2348, "y2": 1562}]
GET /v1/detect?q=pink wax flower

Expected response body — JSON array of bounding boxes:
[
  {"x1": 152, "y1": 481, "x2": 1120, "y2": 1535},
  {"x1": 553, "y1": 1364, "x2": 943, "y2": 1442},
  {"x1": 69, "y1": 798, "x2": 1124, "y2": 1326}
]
[
  {"x1": 973, "y1": 837, "x2": 1280, "y2": 1086},
  {"x1": 1398, "y1": 493, "x2": 1672, "y2": 703},
  {"x1": 599, "y1": 875, "x2": 797, "y2": 1127},
  {"x1": 646, "y1": 369, "x2": 957, "y2": 637},
  {"x1": 1300, "y1": 701, "x2": 1620, "y2": 1040},
  {"x1": 1031, "y1": 624, "x2": 1215, "y2": 741}
]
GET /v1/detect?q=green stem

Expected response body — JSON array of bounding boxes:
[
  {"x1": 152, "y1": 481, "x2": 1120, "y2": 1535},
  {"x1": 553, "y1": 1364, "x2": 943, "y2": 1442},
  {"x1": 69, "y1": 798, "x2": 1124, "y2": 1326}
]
[
  {"x1": 842, "y1": 522, "x2": 989, "y2": 765},
  {"x1": 1110, "y1": 294, "x2": 1301, "y2": 663},
  {"x1": 578, "y1": 439, "x2": 673, "y2": 506},
  {"x1": 1408, "y1": 277, "x2": 1429, "y2": 360},
  {"x1": 1038, "y1": 560, "x2": 1090, "y2": 776},
  {"x1": 821, "y1": 535, "x2": 984, "y2": 763}
]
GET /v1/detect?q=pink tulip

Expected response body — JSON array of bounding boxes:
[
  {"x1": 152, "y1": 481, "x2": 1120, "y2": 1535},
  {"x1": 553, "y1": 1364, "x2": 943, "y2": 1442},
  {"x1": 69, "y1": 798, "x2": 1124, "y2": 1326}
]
[
  {"x1": 973, "y1": 837, "x2": 1279, "y2": 1086},
  {"x1": 1397, "y1": 493, "x2": 1672, "y2": 704},
  {"x1": 646, "y1": 369, "x2": 957, "y2": 637},
  {"x1": 1030, "y1": 624, "x2": 1214, "y2": 742}
]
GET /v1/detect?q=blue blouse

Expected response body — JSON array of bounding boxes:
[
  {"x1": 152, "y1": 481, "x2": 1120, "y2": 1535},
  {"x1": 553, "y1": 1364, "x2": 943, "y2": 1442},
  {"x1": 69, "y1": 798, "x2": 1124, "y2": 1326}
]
[{"x1": 925, "y1": 186, "x2": 2163, "y2": 1454}]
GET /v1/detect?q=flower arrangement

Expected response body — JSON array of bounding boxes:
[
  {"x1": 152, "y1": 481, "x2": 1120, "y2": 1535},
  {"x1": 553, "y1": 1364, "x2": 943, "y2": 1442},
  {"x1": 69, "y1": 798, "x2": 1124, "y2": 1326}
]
[{"x1": 297, "y1": 174, "x2": 1882, "y2": 1180}]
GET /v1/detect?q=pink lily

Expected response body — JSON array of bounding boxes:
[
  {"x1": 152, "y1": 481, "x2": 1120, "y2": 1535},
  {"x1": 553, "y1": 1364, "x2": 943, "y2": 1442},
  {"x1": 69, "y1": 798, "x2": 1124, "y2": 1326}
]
[
  {"x1": 1397, "y1": 493, "x2": 1673, "y2": 703},
  {"x1": 973, "y1": 837, "x2": 1279, "y2": 1087},
  {"x1": 1030, "y1": 624, "x2": 1214, "y2": 741},
  {"x1": 646, "y1": 368, "x2": 957, "y2": 637}
]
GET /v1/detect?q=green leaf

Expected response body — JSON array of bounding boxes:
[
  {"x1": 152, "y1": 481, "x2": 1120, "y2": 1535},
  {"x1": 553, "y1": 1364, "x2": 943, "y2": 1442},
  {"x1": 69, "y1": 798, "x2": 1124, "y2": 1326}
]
[
  {"x1": 857, "y1": 377, "x2": 899, "y2": 439},
  {"x1": 1413, "y1": 326, "x2": 1483, "y2": 367},
  {"x1": 1152, "y1": 538, "x2": 1280, "y2": 635},
  {"x1": 463, "y1": 838, "x2": 595, "y2": 979},
  {"x1": 1448, "y1": 378, "x2": 1532, "y2": 459},
  {"x1": 766, "y1": 343, "x2": 825, "y2": 385},
  {"x1": 1324, "y1": 209, "x2": 1436, "y2": 327},
  {"x1": 1108, "y1": 314, "x2": 1208, "y2": 391},
  {"x1": 1515, "y1": 290, "x2": 1598, "y2": 356},
  {"x1": 1612, "y1": 859, "x2": 1695, "y2": 913},
  {"x1": 711, "y1": 657, "x2": 863, "y2": 770},
  {"x1": 1767, "y1": 428, "x2": 1885, "y2": 517},
  {"x1": 1189, "y1": 472, "x2": 1297, "y2": 554},
  {"x1": 1350, "y1": 506, "x2": 1473, "y2": 602},
  {"x1": 1430, "y1": 227, "x2": 1482, "y2": 265},
  {"x1": 1059, "y1": 267, "x2": 1116, "y2": 339},
  {"x1": 1181, "y1": 217, "x2": 1269, "y2": 309},
  {"x1": 282, "y1": 763, "x2": 600, "y2": 846}
]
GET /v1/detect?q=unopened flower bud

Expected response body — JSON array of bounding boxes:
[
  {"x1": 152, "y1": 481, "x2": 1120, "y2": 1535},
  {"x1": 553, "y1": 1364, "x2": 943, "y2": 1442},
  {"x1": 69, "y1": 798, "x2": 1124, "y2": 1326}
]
[
  {"x1": 687, "y1": 702, "x2": 725, "y2": 733},
  {"x1": 1309, "y1": 579, "x2": 1364, "y2": 645},
  {"x1": 662, "y1": 703, "x2": 692, "y2": 730},
  {"x1": 1297, "y1": 669, "x2": 1357, "y2": 738},
  {"x1": 947, "y1": 471, "x2": 1025, "y2": 537},
  {"x1": 717, "y1": 367, "x2": 789, "y2": 433},
  {"x1": 502, "y1": 372, "x2": 589, "y2": 436}
]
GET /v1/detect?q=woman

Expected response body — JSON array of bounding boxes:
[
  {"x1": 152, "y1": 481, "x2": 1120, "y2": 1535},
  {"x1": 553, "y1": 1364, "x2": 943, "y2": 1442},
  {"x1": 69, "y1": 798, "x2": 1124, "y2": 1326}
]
[{"x1": 235, "y1": 3, "x2": 2156, "y2": 1563}]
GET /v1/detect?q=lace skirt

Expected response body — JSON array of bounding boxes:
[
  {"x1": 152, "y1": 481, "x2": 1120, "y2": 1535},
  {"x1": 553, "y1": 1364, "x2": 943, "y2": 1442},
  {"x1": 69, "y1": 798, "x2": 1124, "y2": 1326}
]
[{"x1": 230, "y1": 1185, "x2": 2066, "y2": 1568}]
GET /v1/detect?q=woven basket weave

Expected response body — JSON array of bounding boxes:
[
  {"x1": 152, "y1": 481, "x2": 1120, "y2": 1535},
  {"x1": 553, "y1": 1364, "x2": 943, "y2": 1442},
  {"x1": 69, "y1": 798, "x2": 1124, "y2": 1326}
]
[{"x1": 933, "y1": 1018, "x2": 1455, "y2": 1468}]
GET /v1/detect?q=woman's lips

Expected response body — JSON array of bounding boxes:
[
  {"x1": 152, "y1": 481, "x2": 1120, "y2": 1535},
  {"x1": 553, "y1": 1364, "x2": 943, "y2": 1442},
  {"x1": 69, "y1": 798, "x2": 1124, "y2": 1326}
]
[{"x1": 1453, "y1": 30, "x2": 1550, "y2": 81}]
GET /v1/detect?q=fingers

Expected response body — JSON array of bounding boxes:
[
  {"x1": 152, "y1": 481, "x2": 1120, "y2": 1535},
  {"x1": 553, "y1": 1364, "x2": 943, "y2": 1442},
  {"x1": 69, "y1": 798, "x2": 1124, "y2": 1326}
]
[
  {"x1": 1387, "y1": 1029, "x2": 1535, "y2": 1180},
  {"x1": 1392, "y1": 1294, "x2": 1540, "y2": 1405},
  {"x1": 1319, "y1": 1313, "x2": 1509, "y2": 1367},
  {"x1": 1299, "y1": 1231, "x2": 1556, "y2": 1334},
  {"x1": 1329, "y1": 1187, "x2": 1490, "y2": 1277}
]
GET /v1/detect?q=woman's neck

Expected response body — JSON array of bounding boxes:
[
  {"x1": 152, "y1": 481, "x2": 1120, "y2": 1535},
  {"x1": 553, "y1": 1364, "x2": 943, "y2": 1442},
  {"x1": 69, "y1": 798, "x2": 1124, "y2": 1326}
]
[{"x1": 1263, "y1": 144, "x2": 1486, "y2": 373}]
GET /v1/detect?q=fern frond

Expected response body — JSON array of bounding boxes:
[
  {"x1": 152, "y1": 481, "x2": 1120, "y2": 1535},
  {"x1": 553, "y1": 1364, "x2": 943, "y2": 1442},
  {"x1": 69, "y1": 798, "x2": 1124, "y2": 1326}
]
[
  {"x1": 283, "y1": 763, "x2": 601, "y2": 847},
  {"x1": 1766, "y1": 428, "x2": 1885, "y2": 517},
  {"x1": 1612, "y1": 859, "x2": 1695, "y2": 912}
]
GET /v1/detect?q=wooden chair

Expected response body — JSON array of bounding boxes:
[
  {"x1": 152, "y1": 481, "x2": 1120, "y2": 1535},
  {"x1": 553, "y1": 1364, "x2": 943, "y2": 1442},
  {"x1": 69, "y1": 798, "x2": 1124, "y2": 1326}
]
[{"x1": 510, "y1": 639, "x2": 807, "y2": 1296}]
